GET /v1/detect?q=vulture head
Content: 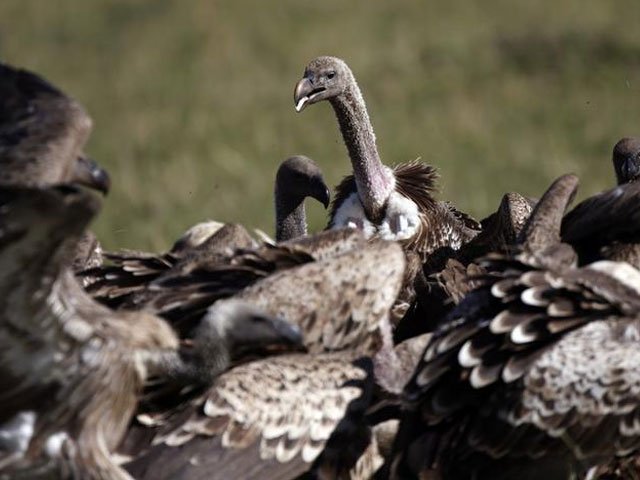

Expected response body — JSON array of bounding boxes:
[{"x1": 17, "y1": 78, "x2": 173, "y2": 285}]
[
  {"x1": 612, "y1": 137, "x2": 640, "y2": 185},
  {"x1": 276, "y1": 155, "x2": 330, "y2": 209},
  {"x1": 190, "y1": 300, "x2": 304, "y2": 381},
  {"x1": 0, "y1": 62, "x2": 110, "y2": 195},
  {"x1": 199, "y1": 300, "x2": 303, "y2": 349},
  {"x1": 71, "y1": 155, "x2": 111, "y2": 195},
  {"x1": 294, "y1": 56, "x2": 354, "y2": 112}
]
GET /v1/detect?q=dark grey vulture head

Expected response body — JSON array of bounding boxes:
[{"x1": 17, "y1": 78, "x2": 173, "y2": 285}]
[
  {"x1": 276, "y1": 155, "x2": 330, "y2": 209},
  {"x1": 612, "y1": 137, "x2": 640, "y2": 185},
  {"x1": 0, "y1": 62, "x2": 110, "y2": 195},
  {"x1": 294, "y1": 56, "x2": 354, "y2": 112}
]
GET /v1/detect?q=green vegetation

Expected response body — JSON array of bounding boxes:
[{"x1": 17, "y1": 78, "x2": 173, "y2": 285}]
[{"x1": 1, "y1": 0, "x2": 639, "y2": 250}]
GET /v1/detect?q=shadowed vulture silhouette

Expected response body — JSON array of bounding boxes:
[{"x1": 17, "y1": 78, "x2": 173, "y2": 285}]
[
  {"x1": 0, "y1": 62, "x2": 110, "y2": 274},
  {"x1": 275, "y1": 155, "x2": 331, "y2": 241},
  {"x1": 293, "y1": 56, "x2": 480, "y2": 261},
  {"x1": 0, "y1": 184, "x2": 304, "y2": 479},
  {"x1": 562, "y1": 137, "x2": 640, "y2": 268}
]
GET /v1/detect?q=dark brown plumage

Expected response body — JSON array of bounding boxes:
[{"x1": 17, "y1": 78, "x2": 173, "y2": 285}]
[
  {"x1": 0, "y1": 62, "x2": 110, "y2": 193},
  {"x1": 562, "y1": 181, "x2": 640, "y2": 268},
  {"x1": 83, "y1": 222, "x2": 256, "y2": 309},
  {"x1": 275, "y1": 155, "x2": 330, "y2": 241},
  {"x1": 294, "y1": 56, "x2": 480, "y2": 261},
  {"x1": 138, "y1": 228, "x2": 368, "y2": 334},
  {"x1": 393, "y1": 191, "x2": 536, "y2": 344},
  {"x1": 85, "y1": 156, "x2": 329, "y2": 308},
  {"x1": 561, "y1": 138, "x2": 640, "y2": 268},
  {"x1": 0, "y1": 185, "x2": 180, "y2": 479},
  {"x1": 0, "y1": 186, "x2": 305, "y2": 479},
  {"x1": 385, "y1": 174, "x2": 640, "y2": 480}
]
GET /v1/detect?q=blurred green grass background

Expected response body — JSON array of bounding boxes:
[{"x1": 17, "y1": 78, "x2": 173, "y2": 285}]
[{"x1": 1, "y1": 0, "x2": 639, "y2": 251}]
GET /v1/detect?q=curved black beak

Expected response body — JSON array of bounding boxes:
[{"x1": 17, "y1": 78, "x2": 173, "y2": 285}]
[
  {"x1": 72, "y1": 156, "x2": 111, "y2": 195},
  {"x1": 312, "y1": 179, "x2": 331, "y2": 209},
  {"x1": 620, "y1": 156, "x2": 640, "y2": 184}
]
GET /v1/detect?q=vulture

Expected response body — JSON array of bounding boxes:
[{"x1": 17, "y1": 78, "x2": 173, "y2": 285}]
[
  {"x1": 0, "y1": 61, "x2": 110, "y2": 272},
  {"x1": 123, "y1": 240, "x2": 408, "y2": 479},
  {"x1": 562, "y1": 137, "x2": 640, "y2": 268},
  {"x1": 83, "y1": 156, "x2": 331, "y2": 308},
  {"x1": 386, "y1": 173, "x2": 640, "y2": 479},
  {"x1": 379, "y1": 175, "x2": 626, "y2": 479},
  {"x1": 393, "y1": 191, "x2": 536, "y2": 344},
  {"x1": 275, "y1": 155, "x2": 331, "y2": 241},
  {"x1": 293, "y1": 56, "x2": 480, "y2": 260},
  {"x1": 0, "y1": 184, "x2": 303, "y2": 479}
]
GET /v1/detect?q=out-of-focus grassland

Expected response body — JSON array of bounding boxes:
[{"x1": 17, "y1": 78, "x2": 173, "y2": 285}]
[{"x1": 0, "y1": 0, "x2": 639, "y2": 250}]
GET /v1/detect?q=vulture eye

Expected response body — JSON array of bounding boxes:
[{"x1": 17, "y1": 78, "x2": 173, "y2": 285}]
[{"x1": 327, "y1": 71, "x2": 336, "y2": 80}]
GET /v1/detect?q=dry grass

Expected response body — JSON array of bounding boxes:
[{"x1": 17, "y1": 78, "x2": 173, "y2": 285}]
[{"x1": 1, "y1": 0, "x2": 639, "y2": 250}]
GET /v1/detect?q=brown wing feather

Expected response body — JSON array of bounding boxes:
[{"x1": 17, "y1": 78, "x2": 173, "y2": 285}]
[
  {"x1": 128, "y1": 353, "x2": 373, "y2": 479},
  {"x1": 231, "y1": 240, "x2": 406, "y2": 354},
  {"x1": 394, "y1": 254, "x2": 640, "y2": 476}
]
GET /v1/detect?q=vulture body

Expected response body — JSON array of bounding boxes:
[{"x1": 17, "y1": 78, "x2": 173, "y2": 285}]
[
  {"x1": 0, "y1": 62, "x2": 110, "y2": 273},
  {"x1": 294, "y1": 56, "x2": 480, "y2": 261},
  {"x1": 84, "y1": 156, "x2": 331, "y2": 309},
  {"x1": 123, "y1": 240, "x2": 408, "y2": 479},
  {"x1": 0, "y1": 185, "x2": 304, "y2": 479},
  {"x1": 387, "y1": 174, "x2": 640, "y2": 478}
]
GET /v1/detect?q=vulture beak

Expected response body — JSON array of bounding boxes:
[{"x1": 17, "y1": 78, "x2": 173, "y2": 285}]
[
  {"x1": 621, "y1": 156, "x2": 640, "y2": 183},
  {"x1": 294, "y1": 77, "x2": 326, "y2": 112},
  {"x1": 312, "y1": 181, "x2": 331, "y2": 209},
  {"x1": 72, "y1": 156, "x2": 111, "y2": 195},
  {"x1": 265, "y1": 315, "x2": 305, "y2": 347}
]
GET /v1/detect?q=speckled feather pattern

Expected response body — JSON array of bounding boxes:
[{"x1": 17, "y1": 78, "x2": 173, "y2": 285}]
[
  {"x1": 153, "y1": 352, "x2": 370, "y2": 466},
  {"x1": 231, "y1": 240, "x2": 405, "y2": 354},
  {"x1": 397, "y1": 254, "x2": 640, "y2": 476}
]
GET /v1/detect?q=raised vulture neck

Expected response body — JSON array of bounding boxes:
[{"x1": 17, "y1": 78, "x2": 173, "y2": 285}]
[
  {"x1": 275, "y1": 192, "x2": 307, "y2": 241},
  {"x1": 328, "y1": 79, "x2": 394, "y2": 221}
]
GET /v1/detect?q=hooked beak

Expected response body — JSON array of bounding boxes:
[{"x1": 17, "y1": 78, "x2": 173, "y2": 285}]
[
  {"x1": 72, "y1": 156, "x2": 111, "y2": 195},
  {"x1": 294, "y1": 77, "x2": 326, "y2": 112},
  {"x1": 267, "y1": 316, "x2": 304, "y2": 347},
  {"x1": 620, "y1": 156, "x2": 640, "y2": 184},
  {"x1": 312, "y1": 180, "x2": 331, "y2": 209}
]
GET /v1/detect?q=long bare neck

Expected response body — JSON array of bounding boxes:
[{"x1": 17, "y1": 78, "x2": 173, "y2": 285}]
[
  {"x1": 275, "y1": 191, "x2": 307, "y2": 241},
  {"x1": 329, "y1": 79, "x2": 393, "y2": 220}
]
